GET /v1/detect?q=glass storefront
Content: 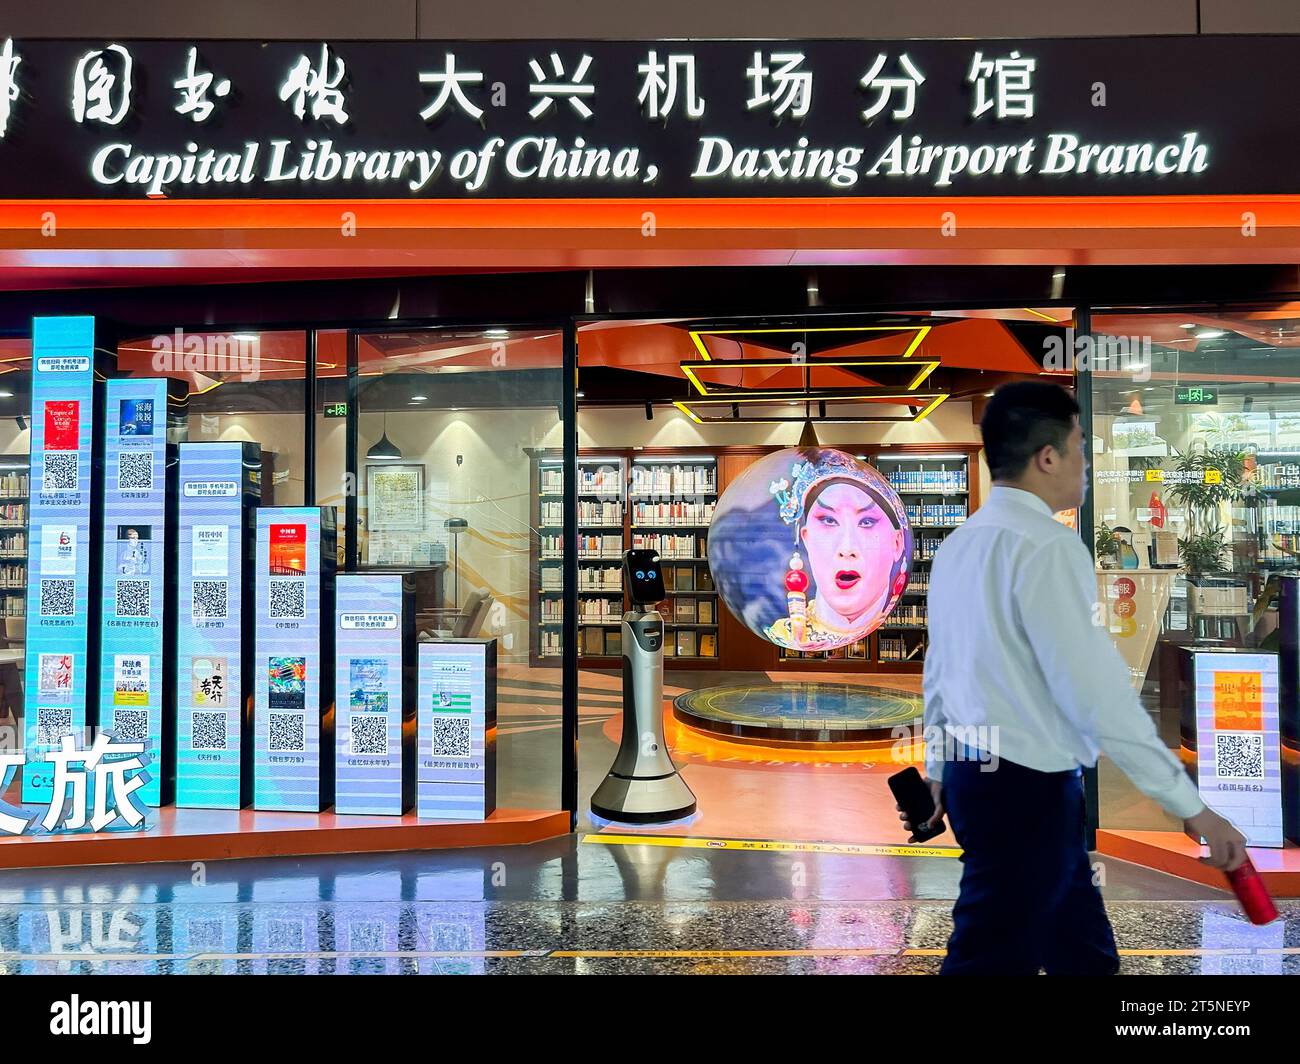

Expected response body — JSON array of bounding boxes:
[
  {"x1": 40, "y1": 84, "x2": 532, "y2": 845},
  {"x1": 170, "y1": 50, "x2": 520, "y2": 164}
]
[{"x1": 1091, "y1": 308, "x2": 1300, "y2": 830}]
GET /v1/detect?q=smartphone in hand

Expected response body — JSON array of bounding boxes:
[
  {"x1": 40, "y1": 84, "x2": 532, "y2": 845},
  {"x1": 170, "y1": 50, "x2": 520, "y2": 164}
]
[{"x1": 888, "y1": 766, "x2": 946, "y2": 843}]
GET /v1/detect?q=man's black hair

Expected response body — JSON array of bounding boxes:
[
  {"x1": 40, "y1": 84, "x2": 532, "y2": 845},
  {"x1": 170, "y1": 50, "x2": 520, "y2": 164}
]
[{"x1": 980, "y1": 381, "x2": 1080, "y2": 481}]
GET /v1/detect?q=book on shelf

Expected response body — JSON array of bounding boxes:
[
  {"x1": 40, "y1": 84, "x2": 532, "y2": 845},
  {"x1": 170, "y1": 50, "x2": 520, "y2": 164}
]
[
  {"x1": 606, "y1": 630, "x2": 621, "y2": 657},
  {"x1": 674, "y1": 565, "x2": 695, "y2": 590},
  {"x1": 699, "y1": 633, "x2": 717, "y2": 657},
  {"x1": 697, "y1": 567, "x2": 714, "y2": 591},
  {"x1": 663, "y1": 566, "x2": 675, "y2": 590},
  {"x1": 698, "y1": 599, "x2": 714, "y2": 624},
  {"x1": 674, "y1": 598, "x2": 697, "y2": 623},
  {"x1": 677, "y1": 630, "x2": 697, "y2": 657},
  {"x1": 664, "y1": 636, "x2": 676, "y2": 657}
]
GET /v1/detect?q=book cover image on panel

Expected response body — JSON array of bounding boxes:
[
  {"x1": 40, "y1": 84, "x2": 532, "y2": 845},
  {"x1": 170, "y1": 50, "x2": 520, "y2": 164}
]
[
  {"x1": 268, "y1": 655, "x2": 307, "y2": 709},
  {"x1": 269, "y1": 523, "x2": 307, "y2": 575}
]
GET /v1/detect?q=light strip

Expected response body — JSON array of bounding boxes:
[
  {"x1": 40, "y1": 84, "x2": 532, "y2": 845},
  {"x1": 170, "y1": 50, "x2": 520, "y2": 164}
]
[
  {"x1": 687, "y1": 324, "x2": 931, "y2": 362},
  {"x1": 679, "y1": 357, "x2": 941, "y2": 397},
  {"x1": 674, "y1": 393, "x2": 948, "y2": 425}
]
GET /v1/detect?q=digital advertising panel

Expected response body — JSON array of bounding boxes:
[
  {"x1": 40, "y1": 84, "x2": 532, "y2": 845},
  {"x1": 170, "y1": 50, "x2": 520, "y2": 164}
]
[
  {"x1": 253, "y1": 507, "x2": 336, "y2": 812},
  {"x1": 22, "y1": 316, "x2": 99, "y2": 803},
  {"x1": 334, "y1": 573, "x2": 415, "y2": 816},
  {"x1": 416, "y1": 639, "x2": 496, "y2": 821},
  {"x1": 97, "y1": 378, "x2": 175, "y2": 806},
  {"x1": 174, "y1": 442, "x2": 261, "y2": 809},
  {"x1": 1191, "y1": 649, "x2": 1284, "y2": 848}
]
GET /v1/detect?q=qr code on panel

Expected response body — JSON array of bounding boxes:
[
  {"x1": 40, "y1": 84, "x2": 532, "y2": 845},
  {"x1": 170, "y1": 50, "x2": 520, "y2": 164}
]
[
  {"x1": 269, "y1": 711, "x2": 306, "y2": 753},
  {"x1": 349, "y1": 714, "x2": 389, "y2": 756},
  {"x1": 1214, "y1": 732, "x2": 1265, "y2": 780},
  {"x1": 430, "y1": 714, "x2": 472, "y2": 759},
  {"x1": 192, "y1": 711, "x2": 226, "y2": 751},
  {"x1": 39, "y1": 579, "x2": 75, "y2": 617},
  {"x1": 269, "y1": 578, "x2": 306, "y2": 620},
  {"x1": 117, "y1": 451, "x2": 153, "y2": 491},
  {"x1": 43, "y1": 453, "x2": 78, "y2": 492},
  {"x1": 192, "y1": 580, "x2": 228, "y2": 620},
  {"x1": 111, "y1": 709, "x2": 149, "y2": 744},
  {"x1": 115, "y1": 579, "x2": 151, "y2": 618},
  {"x1": 35, "y1": 707, "x2": 73, "y2": 746}
]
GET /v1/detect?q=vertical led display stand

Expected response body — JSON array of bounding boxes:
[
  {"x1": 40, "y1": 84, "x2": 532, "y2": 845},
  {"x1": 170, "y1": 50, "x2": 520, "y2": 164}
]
[
  {"x1": 22, "y1": 316, "x2": 100, "y2": 803},
  {"x1": 417, "y1": 639, "x2": 496, "y2": 820},
  {"x1": 1280, "y1": 575, "x2": 1299, "y2": 844},
  {"x1": 97, "y1": 378, "x2": 177, "y2": 806},
  {"x1": 174, "y1": 441, "x2": 261, "y2": 809},
  {"x1": 254, "y1": 507, "x2": 337, "y2": 812},
  {"x1": 334, "y1": 573, "x2": 416, "y2": 815},
  {"x1": 1187, "y1": 647, "x2": 1284, "y2": 848}
]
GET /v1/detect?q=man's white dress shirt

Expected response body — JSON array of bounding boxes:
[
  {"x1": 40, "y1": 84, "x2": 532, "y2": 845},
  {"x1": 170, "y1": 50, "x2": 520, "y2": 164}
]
[{"x1": 923, "y1": 484, "x2": 1204, "y2": 820}]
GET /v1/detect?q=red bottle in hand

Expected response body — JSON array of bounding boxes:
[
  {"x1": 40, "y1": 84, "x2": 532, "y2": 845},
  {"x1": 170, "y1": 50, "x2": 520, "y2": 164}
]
[{"x1": 1226, "y1": 855, "x2": 1278, "y2": 926}]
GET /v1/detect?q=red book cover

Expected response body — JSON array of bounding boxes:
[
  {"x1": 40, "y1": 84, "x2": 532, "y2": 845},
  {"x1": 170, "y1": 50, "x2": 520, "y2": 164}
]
[
  {"x1": 44, "y1": 400, "x2": 80, "y2": 450},
  {"x1": 269, "y1": 523, "x2": 307, "y2": 575}
]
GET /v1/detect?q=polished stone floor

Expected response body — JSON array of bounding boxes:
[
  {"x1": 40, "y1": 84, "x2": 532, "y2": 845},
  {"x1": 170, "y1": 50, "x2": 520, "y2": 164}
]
[
  {"x1": 1, "y1": 666, "x2": 1292, "y2": 975},
  {"x1": 1, "y1": 835, "x2": 1295, "y2": 974}
]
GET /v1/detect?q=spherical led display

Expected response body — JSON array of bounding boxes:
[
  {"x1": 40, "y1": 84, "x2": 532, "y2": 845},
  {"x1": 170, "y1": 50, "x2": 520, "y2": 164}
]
[{"x1": 707, "y1": 448, "x2": 913, "y2": 652}]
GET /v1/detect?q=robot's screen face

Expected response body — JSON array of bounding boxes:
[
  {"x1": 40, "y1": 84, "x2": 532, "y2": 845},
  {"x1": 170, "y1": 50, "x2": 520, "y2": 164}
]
[{"x1": 625, "y1": 550, "x2": 665, "y2": 605}]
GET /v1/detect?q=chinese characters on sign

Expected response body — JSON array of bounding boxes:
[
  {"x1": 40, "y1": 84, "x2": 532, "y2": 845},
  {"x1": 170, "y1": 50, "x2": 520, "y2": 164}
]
[
  {"x1": 0, "y1": 733, "x2": 150, "y2": 836},
  {"x1": 0, "y1": 38, "x2": 1253, "y2": 198}
]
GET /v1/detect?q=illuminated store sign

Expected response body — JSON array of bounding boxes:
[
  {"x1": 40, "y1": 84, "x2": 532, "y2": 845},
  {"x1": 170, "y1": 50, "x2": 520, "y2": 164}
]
[
  {"x1": 0, "y1": 38, "x2": 1292, "y2": 198},
  {"x1": 417, "y1": 640, "x2": 496, "y2": 821},
  {"x1": 22, "y1": 317, "x2": 97, "y2": 803},
  {"x1": 97, "y1": 378, "x2": 172, "y2": 807},
  {"x1": 174, "y1": 442, "x2": 260, "y2": 809},
  {"x1": 334, "y1": 573, "x2": 415, "y2": 816},
  {"x1": 253, "y1": 507, "x2": 336, "y2": 812},
  {"x1": 1191, "y1": 650, "x2": 1284, "y2": 848}
]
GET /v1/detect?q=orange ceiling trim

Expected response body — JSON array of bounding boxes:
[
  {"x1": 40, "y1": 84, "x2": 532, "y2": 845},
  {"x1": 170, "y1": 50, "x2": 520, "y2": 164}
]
[{"x1": 4, "y1": 195, "x2": 1300, "y2": 233}]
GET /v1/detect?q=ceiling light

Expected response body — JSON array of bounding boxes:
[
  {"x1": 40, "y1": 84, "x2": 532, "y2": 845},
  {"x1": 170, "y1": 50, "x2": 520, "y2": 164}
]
[
  {"x1": 365, "y1": 432, "x2": 402, "y2": 461},
  {"x1": 410, "y1": 394, "x2": 427, "y2": 401},
  {"x1": 485, "y1": 328, "x2": 509, "y2": 338},
  {"x1": 1195, "y1": 330, "x2": 1226, "y2": 339}
]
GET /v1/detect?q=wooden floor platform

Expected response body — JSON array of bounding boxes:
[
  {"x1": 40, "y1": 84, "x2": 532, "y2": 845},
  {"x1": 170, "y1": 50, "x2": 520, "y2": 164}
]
[
  {"x1": 1097, "y1": 829, "x2": 1300, "y2": 896},
  {"x1": 0, "y1": 805, "x2": 571, "y2": 870}
]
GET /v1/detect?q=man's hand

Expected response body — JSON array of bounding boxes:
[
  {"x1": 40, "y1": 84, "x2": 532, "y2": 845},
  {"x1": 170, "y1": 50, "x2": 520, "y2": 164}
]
[
  {"x1": 1185, "y1": 806, "x2": 1248, "y2": 872},
  {"x1": 897, "y1": 777, "x2": 945, "y2": 843}
]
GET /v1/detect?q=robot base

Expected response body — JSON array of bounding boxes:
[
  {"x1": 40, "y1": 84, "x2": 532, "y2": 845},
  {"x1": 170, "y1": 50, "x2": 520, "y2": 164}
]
[{"x1": 590, "y1": 770, "x2": 697, "y2": 824}]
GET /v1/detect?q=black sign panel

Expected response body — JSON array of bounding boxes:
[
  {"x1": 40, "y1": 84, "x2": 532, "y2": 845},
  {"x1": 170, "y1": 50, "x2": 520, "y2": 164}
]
[{"x1": 0, "y1": 36, "x2": 1294, "y2": 199}]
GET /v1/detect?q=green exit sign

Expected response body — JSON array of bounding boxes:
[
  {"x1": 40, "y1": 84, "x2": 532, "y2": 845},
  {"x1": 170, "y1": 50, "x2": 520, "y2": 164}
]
[
  {"x1": 1175, "y1": 386, "x2": 1218, "y2": 406},
  {"x1": 324, "y1": 402, "x2": 348, "y2": 418}
]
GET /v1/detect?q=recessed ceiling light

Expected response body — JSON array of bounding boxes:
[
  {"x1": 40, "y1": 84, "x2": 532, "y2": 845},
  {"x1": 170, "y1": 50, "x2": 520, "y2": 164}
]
[
  {"x1": 1196, "y1": 329, "x2": 1226, "y2": 339},
  {"x1": 984, "y1": 391, "x2": 995, "y2": 398},
  {"x1": 1180, "y1": 323, "x2": 1197, "y2": 329},
  {"x1": 0, "y1": 390, "x2": 12, "y2": 398},
  {"x1": 410, "y1": 394, "x2": 427, "y2": 401},
  {"x1": 231, "y1": 334, "x2": 259, "y2": 342},
  {"x1": 485, "y1": 328, "x2": 509, "y2": 338}
]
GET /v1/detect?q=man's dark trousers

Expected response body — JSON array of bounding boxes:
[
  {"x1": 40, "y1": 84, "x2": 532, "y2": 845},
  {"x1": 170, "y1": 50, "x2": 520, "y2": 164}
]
[{"x1": 940, "y1": 754, "x2": 1120, "y2": 975}]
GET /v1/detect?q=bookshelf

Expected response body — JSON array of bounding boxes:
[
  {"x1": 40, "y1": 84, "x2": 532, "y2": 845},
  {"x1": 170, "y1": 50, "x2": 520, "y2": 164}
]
[
  {"x1": 630, "y1": 456, "x2": 720, "y2": 662},
  {"x1": 535, "y1": 455, "x2": 629, "y2": 663},
  {"x1": 0, "y1": 456, "x2": 29, "y2": 618}
]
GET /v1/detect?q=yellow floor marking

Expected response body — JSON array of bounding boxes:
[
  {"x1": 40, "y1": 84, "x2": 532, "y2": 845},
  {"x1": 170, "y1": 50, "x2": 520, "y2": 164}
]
[{"x1": 584, "y1": 833, "x2": 962, "y2": 859}]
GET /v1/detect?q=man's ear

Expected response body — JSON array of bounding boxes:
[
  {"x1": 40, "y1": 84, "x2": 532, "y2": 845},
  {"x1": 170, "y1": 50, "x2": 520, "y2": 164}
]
[{"x1": 1033, "y1": 443, "x2": 1057, "y2": 474}]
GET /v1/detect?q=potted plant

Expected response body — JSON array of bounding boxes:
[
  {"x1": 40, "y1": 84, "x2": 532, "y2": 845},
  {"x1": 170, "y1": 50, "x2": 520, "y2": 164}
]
[
  {"x1": 1168, "y1": 444, "x2": 1249, "y2": 615},
  {"x1": 1094, "y1": 522, "x2": 1120, "y2": 569}
]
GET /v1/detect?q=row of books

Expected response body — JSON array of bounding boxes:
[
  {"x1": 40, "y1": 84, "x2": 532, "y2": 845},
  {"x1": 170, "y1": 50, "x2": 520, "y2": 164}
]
[
  {"x1": 631, "y1": 532, "x2": 707, "y2": 558},
  {"x1": 665, "y1": 630, "x2": 717, "y2": 658},
  {"x1": 0, "y1": 471, "x2": 29, "y2": 496},
  {"x1": 0, "y1": 531, "x2": 26, "y2": 553},
  {"x1": 541, "y1": 565, "x2": 562, "y2": 591},
  {"x1": 663, "y1": 564, "x2": 714, "y2": 591},
  {"x1": 539, "y1": 629, "x2": 563, "y2": 657},
  {"x1": 886, "y1": 467, "x2": 968, "y2": 492},
  {"x1": 879, "y1": 636, "x2": 925, "y2": 662},
  {"x1": 0, "y1": 596, "x2": 24, "y2": 617},
  {"x1": 541, "y1": 533, "x2": 625, "y2": 559},
  {"x1": 884, "y1": 604, "x2": 928, "y2": 627},
  {"x1": 0, "y1": 503, "x2": 27, "y2": 522},
  {"x1": 903, "y1": 502, "x2": 967, "y2": 526},
  {"x1": 0, "y1": 562, "x2": 26, "y2": 588},
  {"x1": 541, "y1": 501, "x2": 626, "y2": 526},
  {"x1": 905, "y1": 570, "x2": 929, "y2": 594},
  {"x1": 914, "y1": 537, "x2": 945, "y2": 561},
  {"x1": 670, "y1": 598, "x2": 716, "y2": 624},
  {"x1": 540, "y1": 599, "x2": 564, "y2": 623},
  {"x1": 579, "y1": 566, "x2": 622, "y2": 591},
  {"x1": 782, "y1": 641, "x2": 870, "y2": 661},
  {"x1": 630, "y1": 463, "x2": 716, "y2": 496},
  {"x1": 631, "y1": 500, "x2": 715, "y2": 526},
  {"x1": 579, "y1": 466, "x2": 623, "y2": 495},
  {"x1": 579, "y1": 601, "x2": 620, "y2": 622},
  {"x1": 540, "y1": 468, "x2": 565, "y2": 495}
]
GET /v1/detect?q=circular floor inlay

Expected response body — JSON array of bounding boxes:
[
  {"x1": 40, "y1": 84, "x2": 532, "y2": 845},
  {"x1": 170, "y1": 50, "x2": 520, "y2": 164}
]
[{"x1": 672, "y1": 681, "x2": 921, "y2": 745}]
